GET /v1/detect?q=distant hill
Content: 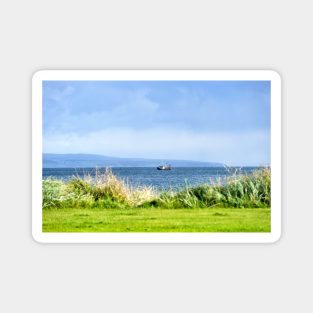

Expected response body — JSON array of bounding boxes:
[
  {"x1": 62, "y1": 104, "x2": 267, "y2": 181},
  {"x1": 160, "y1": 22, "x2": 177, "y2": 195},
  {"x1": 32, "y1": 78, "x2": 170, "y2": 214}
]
[{"x1": 43, "y1": 153, "x2": 225, "y2": 168}]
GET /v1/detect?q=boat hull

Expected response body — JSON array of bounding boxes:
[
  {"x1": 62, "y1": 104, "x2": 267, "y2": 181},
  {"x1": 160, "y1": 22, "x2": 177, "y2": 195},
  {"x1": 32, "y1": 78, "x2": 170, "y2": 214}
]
[{"x1": 157, "y1": 166, "x2": 171, "y2": 170}]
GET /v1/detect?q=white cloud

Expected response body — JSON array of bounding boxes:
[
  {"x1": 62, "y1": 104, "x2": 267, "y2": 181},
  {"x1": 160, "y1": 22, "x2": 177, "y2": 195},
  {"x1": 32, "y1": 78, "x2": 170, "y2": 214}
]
[{"x1": 46, "y1": 85, "x2": 75, "y2": 102}]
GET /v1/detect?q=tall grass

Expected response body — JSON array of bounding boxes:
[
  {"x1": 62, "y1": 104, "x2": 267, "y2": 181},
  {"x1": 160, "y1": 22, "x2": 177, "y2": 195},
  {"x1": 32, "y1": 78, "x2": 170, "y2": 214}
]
[
  {"x1": 153, "y1": 168, "x2": 271, "y2": 208},
  {"x1": 43, "y1": 168, "x2": 157, "y2": 209},
  {"x1": 42, "y1": 167, "x2": 271, "y2": 209}
]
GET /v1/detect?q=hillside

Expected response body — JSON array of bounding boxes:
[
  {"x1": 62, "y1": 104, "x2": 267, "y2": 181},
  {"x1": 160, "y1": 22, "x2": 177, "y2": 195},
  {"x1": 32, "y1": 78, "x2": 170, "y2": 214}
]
[{"x1": 43, "y1": 153, "x2": 224, "y2": 168}]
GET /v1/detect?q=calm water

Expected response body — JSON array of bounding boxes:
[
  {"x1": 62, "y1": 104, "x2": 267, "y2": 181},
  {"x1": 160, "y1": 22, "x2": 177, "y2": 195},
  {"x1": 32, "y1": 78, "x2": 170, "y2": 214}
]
[{"x1": 43, "y1": 167, "x2": 260, "y2": 190}]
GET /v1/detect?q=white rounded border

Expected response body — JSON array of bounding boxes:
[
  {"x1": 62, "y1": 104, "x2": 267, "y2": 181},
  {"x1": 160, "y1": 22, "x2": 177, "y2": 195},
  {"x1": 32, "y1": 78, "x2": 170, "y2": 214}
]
[{"x1": 32, "y1": 70, "x2": 281, "y2": 243}]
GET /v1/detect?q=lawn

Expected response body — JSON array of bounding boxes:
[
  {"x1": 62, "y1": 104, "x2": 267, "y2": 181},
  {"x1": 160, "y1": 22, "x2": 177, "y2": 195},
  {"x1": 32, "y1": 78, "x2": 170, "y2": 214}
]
[{"x1": 43, "y1": 207, "x2": 271, "y2": 232}]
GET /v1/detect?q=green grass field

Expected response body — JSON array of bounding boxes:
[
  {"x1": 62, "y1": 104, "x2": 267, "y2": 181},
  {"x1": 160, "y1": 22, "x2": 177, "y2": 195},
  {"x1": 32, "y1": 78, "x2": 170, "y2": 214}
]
[{"x1": 43, "y1": 207, "x2": 270, "y2": 232}]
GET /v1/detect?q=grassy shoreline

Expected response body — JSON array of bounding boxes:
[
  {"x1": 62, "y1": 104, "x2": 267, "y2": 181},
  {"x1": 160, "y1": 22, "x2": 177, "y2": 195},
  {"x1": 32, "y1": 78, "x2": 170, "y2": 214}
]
[
  {"x1": 43, "y1": 167, "x2": 270, "y2": 209},
  {"x1": 42, "y1": 167, "x2": 271, "y2": 232}
]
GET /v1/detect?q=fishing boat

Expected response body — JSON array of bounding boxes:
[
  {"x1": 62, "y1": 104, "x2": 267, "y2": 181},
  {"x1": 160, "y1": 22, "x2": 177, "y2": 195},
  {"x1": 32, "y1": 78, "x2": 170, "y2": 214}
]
[{"x1": 157, "y1": 164, "x2": 172, "y2": 170}]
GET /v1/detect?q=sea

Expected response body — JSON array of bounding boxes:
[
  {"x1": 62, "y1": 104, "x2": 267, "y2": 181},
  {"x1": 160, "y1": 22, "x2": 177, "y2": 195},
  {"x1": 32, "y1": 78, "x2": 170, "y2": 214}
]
[{"x1": 43, "y1": 167, "x2": 260, "y2": 191}]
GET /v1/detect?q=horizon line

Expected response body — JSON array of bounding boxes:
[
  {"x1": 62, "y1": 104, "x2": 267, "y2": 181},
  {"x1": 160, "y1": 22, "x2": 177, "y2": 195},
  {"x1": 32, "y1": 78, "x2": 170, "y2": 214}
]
[{"x1": 43, "y1": 152, "x2": 270, "y2": 167}]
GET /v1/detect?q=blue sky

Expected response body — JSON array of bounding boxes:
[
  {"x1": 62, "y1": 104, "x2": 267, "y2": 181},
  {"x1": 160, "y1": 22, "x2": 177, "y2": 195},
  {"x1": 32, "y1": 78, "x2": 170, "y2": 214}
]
[{"x1": 43, "y1": 80, "x2": 270, "y2": 166}]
